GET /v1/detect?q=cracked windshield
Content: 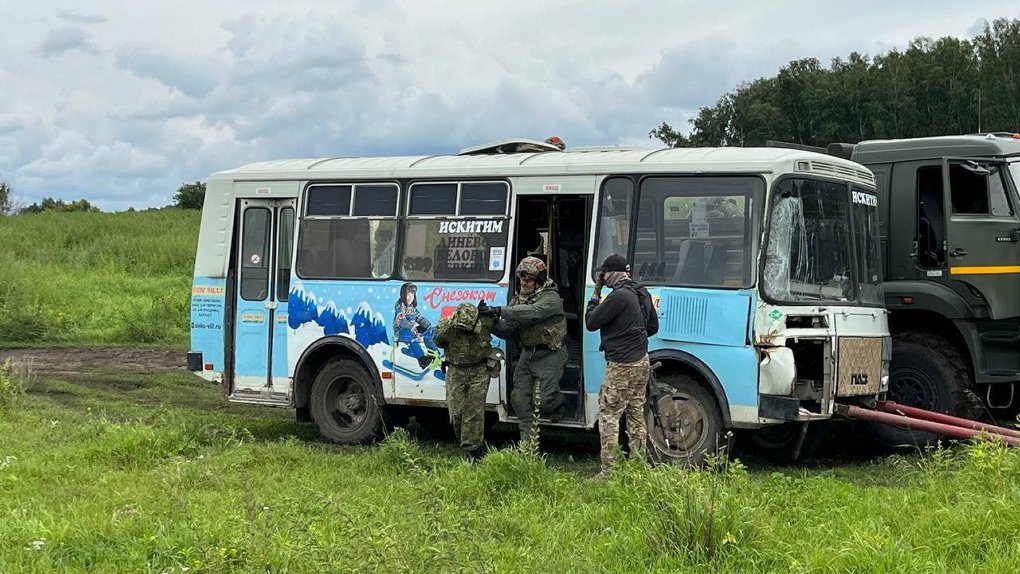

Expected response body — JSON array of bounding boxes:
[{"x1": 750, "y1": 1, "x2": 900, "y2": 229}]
[{"x1": 763, "y1": 178, "x2": 856, "y2": 303}]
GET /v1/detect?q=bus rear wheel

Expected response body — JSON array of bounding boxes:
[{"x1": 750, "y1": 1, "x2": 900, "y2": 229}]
[
  {"x1": 646, "y1": 373, "x2": 723, "y2": 466},
  {"x1": 310, "y1": 358, "x2": 385, "y2": 444}
]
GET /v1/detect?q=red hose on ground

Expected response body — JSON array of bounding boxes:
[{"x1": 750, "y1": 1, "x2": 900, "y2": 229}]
[
  {"x1": 876, "y1": 400, "x2": 1020, "y2": 439},
  {"x1": 837, "y1": 405, "x2": 1020, "y2": 446}
]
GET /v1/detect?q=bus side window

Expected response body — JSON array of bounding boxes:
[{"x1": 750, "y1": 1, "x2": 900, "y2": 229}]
[
  {"x1": 276, "y1": 207, "x2": 294, "y2": 301},
  {"x1": 635, "y1": 176, "x2": 755, "y2": 288},
  {"x1": 401, "y1": 181, "x2": 508, "y2": 282},
  {"x1": 295, "y1": 183, "x2": 399, "y2": 280},
  {"x1": 594, "y1": 177, "x2": 633, "y2": 279}
]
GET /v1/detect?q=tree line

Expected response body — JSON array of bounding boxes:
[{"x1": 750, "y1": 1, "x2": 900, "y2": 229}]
[
  {"x1": 650, "y1": 17, "x2": 1020, "y2": 148},
  {"x1": 0, "y1": 181, "x2": 205, "y2": 215}
]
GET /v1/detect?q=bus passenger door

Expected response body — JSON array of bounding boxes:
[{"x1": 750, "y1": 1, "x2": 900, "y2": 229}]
[{"x1": 231, "y1": 198, "x2": 295, "y2": 404}]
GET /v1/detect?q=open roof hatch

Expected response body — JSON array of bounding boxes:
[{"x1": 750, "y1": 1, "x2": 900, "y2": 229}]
[{"x1": 458, "y1": 138, "x2": 562, "y2": 155}]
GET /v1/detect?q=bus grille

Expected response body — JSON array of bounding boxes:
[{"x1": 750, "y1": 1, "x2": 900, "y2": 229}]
[{"x1": 836, "y1": 337, "x2": 883, "y2": 396}]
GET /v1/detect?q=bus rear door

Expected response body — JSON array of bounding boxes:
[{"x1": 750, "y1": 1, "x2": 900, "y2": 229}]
[{"x1": 231, "y1": 197, "x2": 295, "y2": 403}]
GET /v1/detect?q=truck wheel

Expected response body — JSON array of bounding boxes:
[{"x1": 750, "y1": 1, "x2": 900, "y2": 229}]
[
  {"x1": 867, "y1": 332, "x2": 973, "y2": 448},
  {"x1": 646, "y1": 374, "x2": 724, "y2": 466},
  {"x1": 310, "y1": 358, "x2": 385, "y2": 444}
]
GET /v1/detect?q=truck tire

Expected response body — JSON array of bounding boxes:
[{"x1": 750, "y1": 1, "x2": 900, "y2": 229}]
[
  {"x1": 310, "y1": 358, "x2": 385, "y2": 444},
  {"x1": 867, "y1": 332, "x2": 973, "y2": 449},
  {"x1": 646, "y1": 373, "x2": 724, "y2": 466}
]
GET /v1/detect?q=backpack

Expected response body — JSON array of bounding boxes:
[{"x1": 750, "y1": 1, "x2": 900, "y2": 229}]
[{"x1": 623, "y1": 281, "x2": 659, "y2": 337}]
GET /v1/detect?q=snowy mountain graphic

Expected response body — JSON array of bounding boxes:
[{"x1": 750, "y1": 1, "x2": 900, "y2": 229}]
[
  {"x1": 288, "y1": 283, "x2": 387, "y2": 346},
  {"x1": 352, "y1": 302, "x2": 389, "y2": 347}
]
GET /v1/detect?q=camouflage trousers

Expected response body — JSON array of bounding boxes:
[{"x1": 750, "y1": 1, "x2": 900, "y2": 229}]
[
  {"x1": 597, "y1": 354, "x2": 650, "y2": 472},
  {"x1": 511, "y1": 346, "x2": 567, "y2": 442},
  {"x1": 446, "y1": 363, "x2": 490, "y2": 451}
]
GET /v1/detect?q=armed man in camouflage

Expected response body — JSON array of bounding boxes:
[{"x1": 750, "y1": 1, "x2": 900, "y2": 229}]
[
  {"x1": 479, "y1": 256, "x2": 567, "y2": 444},
  {"x1": 586, "y1": 254, "x2": 657, "y2": 479},
  {"x1": 434, "y1": 302, "x2": 502, "y2": 463}
]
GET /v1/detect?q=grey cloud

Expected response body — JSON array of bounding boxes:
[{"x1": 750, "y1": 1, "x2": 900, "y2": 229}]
[
  {"x1": 0, "y1": 116, "x2": 25, "y2": 134},
  {"x1": 115, "y1": 45, "x2": 220, "y2": 97},
  {"x1": 58, "y1": 11, "x2": 107, "y2": 25},
  {"x1": 10, "y1": 2, "x2": 1017, "y2": 211},
  {"x1": 36, "y1": 26, "x2": 99, "y2": 58}
]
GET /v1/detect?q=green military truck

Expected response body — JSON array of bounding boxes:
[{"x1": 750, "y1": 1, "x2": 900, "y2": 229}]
[{"x1": 826, "y1": 134, "x2": 1020, "y2": 446}]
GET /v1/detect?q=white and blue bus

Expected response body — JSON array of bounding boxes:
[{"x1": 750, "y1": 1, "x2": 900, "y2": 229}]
[{"x1": 188, "y1": 139, "x2": 890, "y2": 461}]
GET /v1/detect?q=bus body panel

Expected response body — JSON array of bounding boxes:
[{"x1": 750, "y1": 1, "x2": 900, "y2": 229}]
[
  {"x1": 190, "y1": 276, "x2": 227, "y2": 382},
  {"x1": 288, "y1": 279, "x2": 509, "y2": 404},
  {"x1": 582, "y1": 285, "x2": 760, "y2": 425}
]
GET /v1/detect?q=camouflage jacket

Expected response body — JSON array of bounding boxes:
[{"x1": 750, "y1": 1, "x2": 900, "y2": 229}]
[
  {"x1": 493, "y1": 280, "x2": 566, "y2": 350},
  {"x1": 434, "y1": 303, "x2": 495, "y2": 367}
]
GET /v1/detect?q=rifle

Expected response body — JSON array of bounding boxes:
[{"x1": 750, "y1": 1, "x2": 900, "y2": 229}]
[{"x1": 647, "y1": 361, "x2": 670, "y2": 450}]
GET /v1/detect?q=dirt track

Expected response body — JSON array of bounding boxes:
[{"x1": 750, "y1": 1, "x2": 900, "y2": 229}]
[{"x1": 0, "y1": 347, "x2": 185, "y2": 375}]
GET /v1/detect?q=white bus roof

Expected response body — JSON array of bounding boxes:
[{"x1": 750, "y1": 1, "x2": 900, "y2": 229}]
[
  {"x1": 195, "y1": 146, "x2": 875, "y2": 277},
  {"x1": 211, "y1": 146, "x2": 876, "y2": 186}
]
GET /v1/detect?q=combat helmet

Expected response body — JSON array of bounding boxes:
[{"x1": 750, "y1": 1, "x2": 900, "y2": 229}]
[{"x1": 516, "y1": 256, "x2": 548, "y2": 285}]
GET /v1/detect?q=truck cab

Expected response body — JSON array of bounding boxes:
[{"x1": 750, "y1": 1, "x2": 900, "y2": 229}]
[{"x1": 829, "y1": 133, "x2": 1020, "y2": 445}]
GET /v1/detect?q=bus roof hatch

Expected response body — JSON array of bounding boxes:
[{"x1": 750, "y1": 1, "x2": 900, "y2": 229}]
[{"x1": 458, "y1": 138, "x2": 563, "y2": 155}]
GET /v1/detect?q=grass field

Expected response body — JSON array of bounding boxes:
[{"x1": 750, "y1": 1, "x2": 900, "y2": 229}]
[
  {"x1": 1, "y1": 361, "x2": 1019, "y2": 573},
  {"x1": 0, "y1": 210, "x2": 198, "y2": 348}
]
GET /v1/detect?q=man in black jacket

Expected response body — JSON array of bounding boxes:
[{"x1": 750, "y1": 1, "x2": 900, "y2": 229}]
[{"x1": 585, "y1": 254, "x2": 656, "y2": 478}]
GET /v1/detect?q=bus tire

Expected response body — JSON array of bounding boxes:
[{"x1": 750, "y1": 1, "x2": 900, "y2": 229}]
[
  {"x1": 310, "y1": 358, "x2": 385, "y2": 444},
  {"x1": 866, "y1": 332, "x2": 974, "y2": 449},
  {"x1": 646, "y1": 373, "x2": 724, "y2": 466},
  {"x1": 748, "y1": 422, "x2": 822, "y2": 463}
]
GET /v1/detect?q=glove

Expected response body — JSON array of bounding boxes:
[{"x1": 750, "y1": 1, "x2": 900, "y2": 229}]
[
  {"x1": 593, "y1": 272, "x2": 605, "y2": 298},
  {"x1": 477, "y1": 300, "x2": 501, "y2": 317}
]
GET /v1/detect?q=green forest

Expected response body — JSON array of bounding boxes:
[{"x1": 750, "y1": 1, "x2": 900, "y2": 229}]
[{"x1": 651, "y1": 18, "x2": 1020, "y2": 148}]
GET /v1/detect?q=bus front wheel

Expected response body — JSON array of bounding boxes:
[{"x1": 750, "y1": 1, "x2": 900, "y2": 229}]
[
  {"x1": 646, "y1": 373, "x2": 723, "y2": 466},
  {"x1": 310, "y1": 358, "x2": 385, "y2": 444}
]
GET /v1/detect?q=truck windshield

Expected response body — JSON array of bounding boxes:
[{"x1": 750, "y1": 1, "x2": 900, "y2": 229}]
[
  {"x1": 763, "y1": 178, "x2": 855, "y2": 303},
  {"x1": 852, "y1": 188, "x2": 883, "y2": 306}
]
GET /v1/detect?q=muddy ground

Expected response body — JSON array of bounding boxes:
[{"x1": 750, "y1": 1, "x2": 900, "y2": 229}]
[{"x1": 0, "y1": 347, "x2": 185, "y2": 375}]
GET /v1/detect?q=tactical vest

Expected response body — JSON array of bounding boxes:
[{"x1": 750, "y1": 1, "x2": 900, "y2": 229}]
[
  {"x1": 510, "y1": 281, "x2": 567, "y2": 350},
  {"x1": 442, "y1": 305, "x2": 496, "y2": 367}
]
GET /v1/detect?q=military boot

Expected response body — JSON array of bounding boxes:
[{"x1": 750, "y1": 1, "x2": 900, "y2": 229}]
[{"x1": 465, "y1": 444, "x2": 486, "y2": 465}]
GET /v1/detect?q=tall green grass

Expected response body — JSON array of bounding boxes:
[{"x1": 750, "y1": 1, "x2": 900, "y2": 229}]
[
  {"x1": 1, "y1": 369, "x2": 1019, "y2": 573},
  {"x1": 0, "y1": 210, "x2": 198, "y2": 348}
]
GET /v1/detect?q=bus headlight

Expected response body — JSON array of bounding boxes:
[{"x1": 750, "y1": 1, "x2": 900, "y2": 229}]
[{"x1": 880, "y1": 336, "x2": 892, "y2": 391}]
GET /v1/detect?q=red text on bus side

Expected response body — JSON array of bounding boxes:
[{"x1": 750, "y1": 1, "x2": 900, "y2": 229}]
[{"x1": 422, "y1": 287, "x2": 497, "y2": 310}]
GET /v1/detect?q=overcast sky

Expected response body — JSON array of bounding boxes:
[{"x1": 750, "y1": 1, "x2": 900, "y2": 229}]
[{"x1": 1, "y1": 1, "x2": 1017, "y2": 210}]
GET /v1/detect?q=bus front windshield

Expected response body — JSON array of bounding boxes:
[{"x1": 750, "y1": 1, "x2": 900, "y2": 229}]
[
  {"x1": 764, "y1": 178, "x2": 877, "y2": 304},
  {"x1": 852, "y1": 188, "x2": 883, "y2": 306}
]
